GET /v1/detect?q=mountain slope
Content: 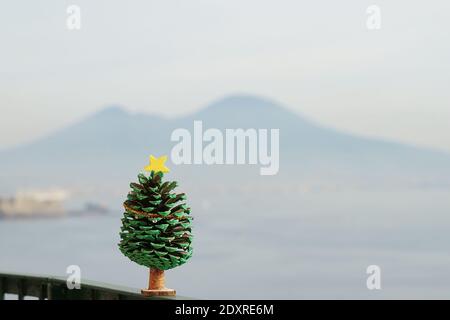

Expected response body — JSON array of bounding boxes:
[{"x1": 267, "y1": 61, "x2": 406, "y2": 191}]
[{"x1": 0, "y1": 95, "x2": 449, "y2": 189}]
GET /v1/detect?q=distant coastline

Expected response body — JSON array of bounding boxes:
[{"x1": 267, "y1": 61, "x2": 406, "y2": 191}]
[{"x1": 0, "y1": 190, "x2": 108, "y2": 220}]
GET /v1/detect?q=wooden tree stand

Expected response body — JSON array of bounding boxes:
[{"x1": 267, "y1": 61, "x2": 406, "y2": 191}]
[{"x1": 141, "y1": 268, "x2": 176, "y2": 297}]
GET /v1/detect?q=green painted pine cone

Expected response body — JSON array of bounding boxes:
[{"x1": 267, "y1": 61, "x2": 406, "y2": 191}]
[{"x1": 118, "y1": 171, "x2": 193, "y2": 270}]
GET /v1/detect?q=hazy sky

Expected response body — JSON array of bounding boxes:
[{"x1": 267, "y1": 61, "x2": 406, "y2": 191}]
[{"x1": 1, "y1": 1, "x2": 449, "y2": 152}]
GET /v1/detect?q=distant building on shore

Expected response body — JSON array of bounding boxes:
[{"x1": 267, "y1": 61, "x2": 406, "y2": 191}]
[{"x1": 0, "y1": 190, "x2": 67, "y2": 219}]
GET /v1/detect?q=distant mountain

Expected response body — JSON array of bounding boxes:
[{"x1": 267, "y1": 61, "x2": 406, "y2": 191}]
[{"x1": 1, "y1": 95, "x2": 449, "y2": 191}]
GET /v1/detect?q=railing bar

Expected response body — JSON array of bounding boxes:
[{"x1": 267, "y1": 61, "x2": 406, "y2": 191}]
[
  {"x1": 47, "y1": 282, "x2": 53, "y2": 300},
  {"x1": 0, "y1": 277, "x2": 4, "y2": 300},
  {"x1": 91, "y1": 289, "x2": 97, "y2": 300},
  {"x1": 0, "y1": 273, "x2": 187, "y2": 300},
  {"x1": 39, "y1": 283, "x2": 46, "y2": 300},
  {"x1": 18, "y1": 279, "x2": 25, "y2": 300}
]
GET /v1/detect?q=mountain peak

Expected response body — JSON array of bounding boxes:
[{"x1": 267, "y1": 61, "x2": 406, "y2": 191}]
[
  {"x1": 188, "y1": 94, "x2": 311, "y2": 128},
  {"x1": 207, "y1": 94, "x2": 283, "y2": 112},
  {"x1": 94, "y1": 105, "x2": 128, "y2": 118}
]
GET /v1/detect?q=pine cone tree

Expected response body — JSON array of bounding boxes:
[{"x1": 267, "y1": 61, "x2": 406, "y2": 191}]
[{"x1": 118, "y1": 171, "x2": 193, "y2": 271}]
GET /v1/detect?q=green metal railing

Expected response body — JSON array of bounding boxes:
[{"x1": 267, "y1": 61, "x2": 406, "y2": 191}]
[{"x1": 0, "y1": 272, "x2": 187, "y2": 300}]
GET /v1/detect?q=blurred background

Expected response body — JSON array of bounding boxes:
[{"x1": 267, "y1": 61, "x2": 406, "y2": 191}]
[{"x1": 1, "y1": 1, "x2": 450, "y2": 299}]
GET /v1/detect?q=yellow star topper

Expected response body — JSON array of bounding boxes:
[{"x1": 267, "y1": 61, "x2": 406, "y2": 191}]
[{"x1": 144, "y1": 155, "x2": 170, "y2": 173}]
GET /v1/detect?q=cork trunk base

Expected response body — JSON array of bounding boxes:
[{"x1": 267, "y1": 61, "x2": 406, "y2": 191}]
[
  {"x1": 142, "y1": 268, "x2": 176, "y2": 297},
  {"x1": 141, "y1": 288, "x2": 176, "y2": 297}
]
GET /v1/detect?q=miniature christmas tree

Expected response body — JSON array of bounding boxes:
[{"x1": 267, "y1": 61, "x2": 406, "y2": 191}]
[{"x1": 118, "y1": 155, "x2": 193, "y2": 296}]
